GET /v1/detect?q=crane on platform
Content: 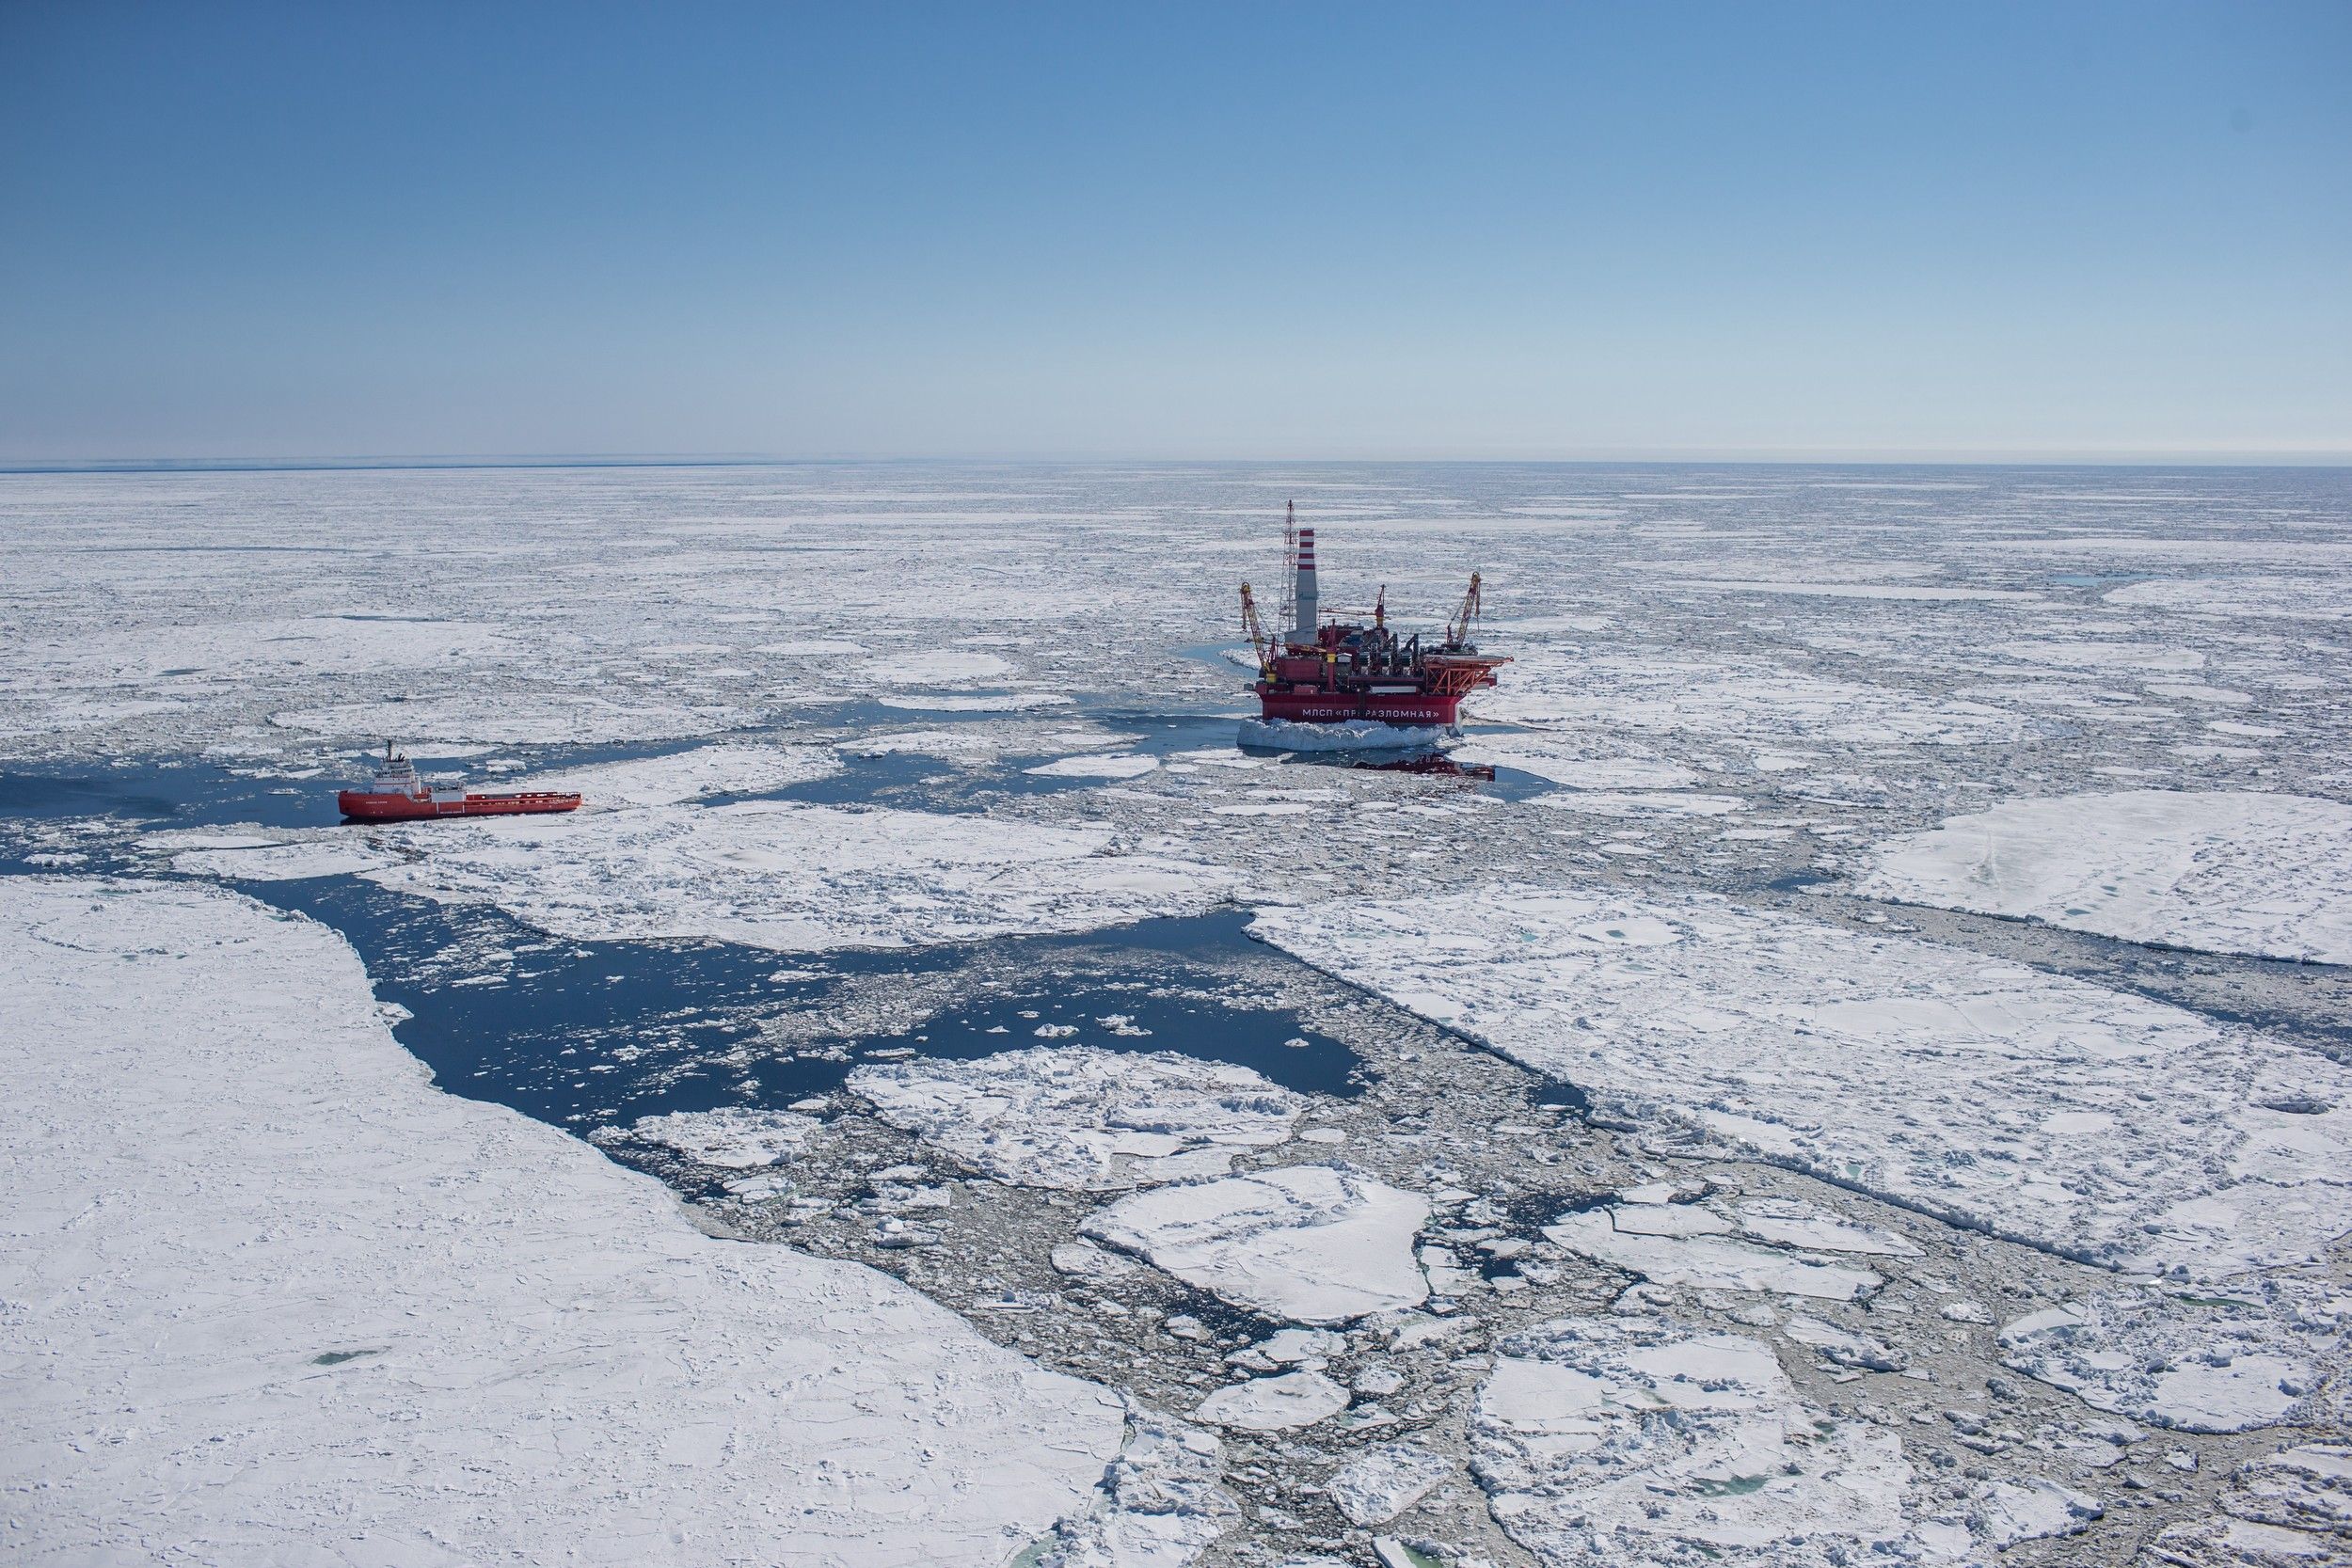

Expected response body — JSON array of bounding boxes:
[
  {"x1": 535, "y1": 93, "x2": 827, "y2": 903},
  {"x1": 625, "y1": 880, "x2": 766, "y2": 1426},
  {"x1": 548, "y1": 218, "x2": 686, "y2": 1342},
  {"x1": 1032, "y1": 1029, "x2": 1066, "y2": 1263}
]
[
  {"x1": 1238, "y1": 582, "x2": 1273, "y2": 677},
  {"x1": 1445, "y1": 571, "x2": 1486, "y2": 649}
]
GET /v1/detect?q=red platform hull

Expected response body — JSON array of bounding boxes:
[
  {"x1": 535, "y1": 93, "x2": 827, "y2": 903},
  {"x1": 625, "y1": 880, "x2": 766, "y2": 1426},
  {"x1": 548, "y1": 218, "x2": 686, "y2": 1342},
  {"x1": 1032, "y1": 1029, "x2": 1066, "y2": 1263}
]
[
  {"x1": 1255, "y1": 689, "x2": 1465, "y2": 727},
  {"x1": 338, "y1": 790, "x2": 582, "y2": 821}
]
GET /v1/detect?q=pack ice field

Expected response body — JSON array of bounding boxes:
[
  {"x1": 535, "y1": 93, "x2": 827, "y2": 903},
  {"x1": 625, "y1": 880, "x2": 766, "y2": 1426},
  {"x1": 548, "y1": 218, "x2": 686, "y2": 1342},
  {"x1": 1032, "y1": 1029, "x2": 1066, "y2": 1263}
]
[{"x1": 3, "y1": 462, "x2": 2348, "y2": 1568}]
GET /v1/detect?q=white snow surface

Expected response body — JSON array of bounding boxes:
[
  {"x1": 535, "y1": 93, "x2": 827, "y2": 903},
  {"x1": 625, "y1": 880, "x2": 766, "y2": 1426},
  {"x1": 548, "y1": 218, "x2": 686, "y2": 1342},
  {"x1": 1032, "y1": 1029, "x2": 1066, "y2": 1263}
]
[
  {"x1": 1083, "y1": 1165, "x2": 1430, "y2": 1324},
  {"x1": 1194, "y1": 1370, "x2": 1352, "y2": 1432},
  {"x1": 607, "y1": 1106, "x2": 822, "y2": 1168},
  {"x1": 1470, "y1": 1315, "x2": 1915, "y2": 1567},
  {"x1": 1854, "y1": 790, "x2": 2352, "y2": 966},
  {"x1": 0, "y1": 877, "x2": 1122, "y2": 1566},
  {"x1": 1251, "y1": 888, "x2": 2352, "y2": 1275},
  {"x1": 1327, "y1": 1443, "x2": 1453, "y2": 1526},
  {"x1": 361, "y1": 798, "x2": 1232, "y2": 952},
  {"x1": 849, "y1": 1047, "x2": 1304, "y2": 1191},
  {"x1": 1028, "y1": 1402, "x2": 1240, "y2": 1568},
  {"x1": 1545, "y1": 1208, "x2": 1883, "y2": 1301}
]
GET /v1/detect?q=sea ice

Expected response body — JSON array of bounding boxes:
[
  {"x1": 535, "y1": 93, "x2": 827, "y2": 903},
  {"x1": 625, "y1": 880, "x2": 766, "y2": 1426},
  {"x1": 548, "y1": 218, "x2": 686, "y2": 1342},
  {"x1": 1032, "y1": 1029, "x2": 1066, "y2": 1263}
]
[
  {"x1": 1026, "y1": 752, "x2": 1162, "y2": 779},
  {"x1": 1328, "y1": 1442, "x2": 1453, "y2": 1526},
  {"x1": 0, "y1": 877, "x2": 1123, "y2": 1566},
  {"x1": 849, "y1": 1047, "x2": 1303, "y2": 1191},
  {"x1": 1446, "y1": 734, "x2": 1697, "y2": 789},
  {"x1": 1469, "y1": 1315, "x2": 1914, "y2": 1567},
  {"x1": 1479, "y1": 652, "x2": 2031, "y2": 748},
  {"x1": 861, "y1": 649, "x2": 1013, "y2": 685},
  {"x1": 2143, "y1": 1444, "x2": 2352, "y2": 1565},
  {"x1": 1533, "y1": 789, "x2": 1747, "y2": 817},
  {"x1": 1026, "y1": 1403, "x2": 1240, "y2": 1568},
  {"x1": 363, "y1": 799, "x2": 1232, "y2": 952},
  {"x1": 520, "y1": 741, "x2": 841, "y2": 806},
  {"x1": 1999, "y1": 1278, "x2": 2349, "y2": 1433},
  {"x1": 1194, "y1": 1370, "x2": 1351, "y2": 1432},
  {"x1": 605, "y1": 1106, "x2": 821, "y2": 1167},
  {"x1": 1250, "y1": 888, "x2": 2352, "y2": 1275},
  {"x1": 1854, "y1": 790, "x2": 2352, "y2": 965},
  {"x1": 1082, "y1": 1165, "x2": 1431, "y2": 1323},
  {"x1": 1545, "y1": 1208, "x2": 1883, "y2": 1301},
  {"x1": 275, "y1": 691, "x2": 754, "y2": 744}
]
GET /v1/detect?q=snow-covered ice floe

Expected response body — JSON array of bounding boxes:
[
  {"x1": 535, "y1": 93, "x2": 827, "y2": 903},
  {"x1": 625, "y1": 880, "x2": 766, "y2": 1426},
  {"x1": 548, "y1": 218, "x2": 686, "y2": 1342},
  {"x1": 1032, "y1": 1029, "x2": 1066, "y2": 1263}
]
[
  {"x1": 1544, "y1": 1206, "x2": 1884, "y2": 1301},
  {"x1": 1250, "y1": 888, "x2": 2352, "y2": 1276},
  {"x1": 1082, "y1": 1165, "x2": 1430, "y2": 1323},
  {"x1": 599, "y1": 1106, "x2": 822, "y2": 1167},
  {"x1": 0, "y1": 878, "x2": 1123, "y2": 1565},
  {"x1": 1854, "y1": 790, "x2": 2352, "y2": 966},
  {"x1": 1025, "y1": 752, "x2": 1161, "y2": 780},
  {"x1": 1235, "y1": 718, "x2": 1456, "y2": 752},
  {"x1": 1999, "y1": 1277, "x2": 2349, "y2": 1433},
  {"x1": 1469, "y1": 1315, "x2": 1915, "y2": 1566},
  {"x1": 141, "y1": 827, "x2": 399, "y2": 881},
  {"x1": 1025, "y1": 1402, "x2": 1240, "y2": 1566},
  {"x1": 1328, "y1": 1442, "x2": 1453, "y2": 1526},
  {"x1": 362, "y1": 799, "x2": 1232, "y2": 952},
  {"x1": 1194, "y1": 1370, "x2": 1352, "y2": 1432},
  {"x1": 849, "y1": 1046, "x2": 1304, "y2": 1191},
  {"x1": 2144, "y1": 1443, "x2": 2352, "y2": 1565}
]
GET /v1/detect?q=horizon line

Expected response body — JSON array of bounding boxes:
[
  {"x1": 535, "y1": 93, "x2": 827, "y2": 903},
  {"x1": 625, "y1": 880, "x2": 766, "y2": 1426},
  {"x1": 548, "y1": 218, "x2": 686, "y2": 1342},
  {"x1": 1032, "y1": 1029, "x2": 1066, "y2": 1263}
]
[{"x1": 5, "y1": 448, "x2": 2351, "y2": 477}]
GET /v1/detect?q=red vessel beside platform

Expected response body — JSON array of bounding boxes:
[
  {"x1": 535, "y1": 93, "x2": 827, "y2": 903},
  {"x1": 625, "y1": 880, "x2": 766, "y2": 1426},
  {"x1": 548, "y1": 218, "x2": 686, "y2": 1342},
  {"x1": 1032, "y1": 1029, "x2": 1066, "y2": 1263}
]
[
  {"x1": 337, "y1": 743, "x2": 582, "y2": 821},
  {"x1": 1240, "y1": 503, "x2": 1507, "y2": 728}
]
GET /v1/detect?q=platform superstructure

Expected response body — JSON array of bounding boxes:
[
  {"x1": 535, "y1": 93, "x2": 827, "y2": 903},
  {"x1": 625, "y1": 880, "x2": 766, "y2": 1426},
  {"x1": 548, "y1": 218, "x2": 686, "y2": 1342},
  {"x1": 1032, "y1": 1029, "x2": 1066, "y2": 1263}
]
[{"x1": 1239, "y1": 503, "x2": 1507, "y2": 727}]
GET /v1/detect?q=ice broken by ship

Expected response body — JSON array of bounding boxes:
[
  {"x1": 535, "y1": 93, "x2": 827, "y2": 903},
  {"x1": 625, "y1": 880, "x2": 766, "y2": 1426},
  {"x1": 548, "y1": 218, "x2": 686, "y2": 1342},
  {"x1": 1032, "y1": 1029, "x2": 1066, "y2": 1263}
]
[{"x1": 1238, "y1": 500, "x2": 1508, "y2": 746}]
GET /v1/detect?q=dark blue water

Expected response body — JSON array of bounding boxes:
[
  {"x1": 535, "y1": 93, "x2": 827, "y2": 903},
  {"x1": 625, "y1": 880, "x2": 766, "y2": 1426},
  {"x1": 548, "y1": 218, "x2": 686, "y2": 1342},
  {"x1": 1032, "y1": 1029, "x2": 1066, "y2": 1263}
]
[{"x1": 2, "y1": 744, "x2": 1368, "y2": 1142}]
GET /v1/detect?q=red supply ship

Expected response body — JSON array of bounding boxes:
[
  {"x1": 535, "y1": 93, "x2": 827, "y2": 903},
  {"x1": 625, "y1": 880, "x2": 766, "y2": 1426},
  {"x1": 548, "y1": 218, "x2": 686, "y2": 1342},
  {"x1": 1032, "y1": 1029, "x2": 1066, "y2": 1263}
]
[
  {"x1": 1239, "y1": 503, "x2": 1507, "y2": 727},
  {"x1": 337, "y1": 742, "x2": 582, "y2": 821}
]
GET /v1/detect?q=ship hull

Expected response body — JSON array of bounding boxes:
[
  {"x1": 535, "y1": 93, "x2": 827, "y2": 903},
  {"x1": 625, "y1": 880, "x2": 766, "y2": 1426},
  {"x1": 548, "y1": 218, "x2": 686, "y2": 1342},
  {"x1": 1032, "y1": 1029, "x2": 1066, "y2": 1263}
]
[
  {"x1": 337, "y1": 791, "x2": 582, "y2": 821},
  {"x1": 1255, "y1": 689, "x2": 1464, "y2": 727}
]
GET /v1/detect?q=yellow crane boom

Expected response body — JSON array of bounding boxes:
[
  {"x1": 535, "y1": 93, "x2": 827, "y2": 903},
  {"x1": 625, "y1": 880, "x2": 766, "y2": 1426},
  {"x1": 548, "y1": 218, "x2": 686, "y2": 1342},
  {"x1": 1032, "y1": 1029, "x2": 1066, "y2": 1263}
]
[
  {"x1": 1446, "y1": 571, "x2": 1485, "y2": 647},
  {"x1": 1238, "y1": 582, "x2": 1272, "y2": 676}
]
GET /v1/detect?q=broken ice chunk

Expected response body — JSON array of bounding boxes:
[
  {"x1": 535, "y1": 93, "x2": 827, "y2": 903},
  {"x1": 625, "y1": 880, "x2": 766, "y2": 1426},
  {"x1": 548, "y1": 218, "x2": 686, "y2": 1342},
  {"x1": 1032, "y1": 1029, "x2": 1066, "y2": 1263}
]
[
  {"x1": 1328, "y1": 1442, "x2": 1451, "y2": 1527},
  {"x1": 1084, "y1": 1165, "x2": 1430, "y2": 1323},
  {"x1": 1193, "y1": 1370, "x2": 1349, "y2": 1432},
  {"x1": 850, "y1": 1046, "x2": 1304, "y2": 1192},
  {"x1": 1545, "y1": 1208, "x2": 1883, "y2": 1301}
]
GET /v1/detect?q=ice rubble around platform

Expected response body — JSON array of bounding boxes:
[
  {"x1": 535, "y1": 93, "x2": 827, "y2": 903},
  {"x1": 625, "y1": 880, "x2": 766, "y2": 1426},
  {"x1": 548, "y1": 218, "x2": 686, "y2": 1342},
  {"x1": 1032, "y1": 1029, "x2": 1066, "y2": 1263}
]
[
  {"x1": 1250, "y1": 888, "x2": 2352, "y2": 1277},
  {"x1": 850, "y1": 1046, "x2": 1304, "y2": 1191},
  {"x1": 0, "y1": 878, "x2": 1122, "y2": 1566},
  {"x1": 1855, "y1": 789, "x2": 2352, "y2": 966}
]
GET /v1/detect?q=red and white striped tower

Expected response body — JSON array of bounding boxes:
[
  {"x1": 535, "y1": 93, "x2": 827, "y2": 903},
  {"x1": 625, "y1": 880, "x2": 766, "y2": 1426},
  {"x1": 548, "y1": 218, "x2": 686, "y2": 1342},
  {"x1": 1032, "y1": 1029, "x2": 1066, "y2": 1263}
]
[{"x1": 1290, "y1": 500, "x2": 1318, "y2": 643}]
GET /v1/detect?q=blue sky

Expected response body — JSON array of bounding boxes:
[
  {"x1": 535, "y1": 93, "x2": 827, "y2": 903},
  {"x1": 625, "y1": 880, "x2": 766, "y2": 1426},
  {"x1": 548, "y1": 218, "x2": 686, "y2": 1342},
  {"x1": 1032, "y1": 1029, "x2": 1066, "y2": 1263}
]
[{"x1": 2, "y1": 2, "x2": 2345, "y2": 461}]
